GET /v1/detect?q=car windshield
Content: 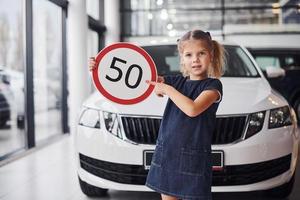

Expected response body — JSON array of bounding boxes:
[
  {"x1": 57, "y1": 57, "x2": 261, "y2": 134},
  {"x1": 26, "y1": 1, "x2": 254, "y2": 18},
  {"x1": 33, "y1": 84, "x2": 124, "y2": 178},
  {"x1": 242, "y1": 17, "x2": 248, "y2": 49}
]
[{"x1": 142, "y1": 45, "x2": 260, "y2": 77}]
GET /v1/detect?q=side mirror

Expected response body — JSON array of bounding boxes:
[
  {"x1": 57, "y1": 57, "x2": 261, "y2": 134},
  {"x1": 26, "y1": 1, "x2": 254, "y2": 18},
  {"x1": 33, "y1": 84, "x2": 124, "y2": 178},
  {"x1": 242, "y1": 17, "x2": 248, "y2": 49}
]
[{"x1": 265, "y1": 66, "x2": 285, "y2": 78}]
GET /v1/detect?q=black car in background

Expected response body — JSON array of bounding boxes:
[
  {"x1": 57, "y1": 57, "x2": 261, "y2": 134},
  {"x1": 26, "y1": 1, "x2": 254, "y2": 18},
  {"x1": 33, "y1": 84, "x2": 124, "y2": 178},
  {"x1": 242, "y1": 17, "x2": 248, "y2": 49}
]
[
  {"x1": 0, "y1": 69, "x2": 11, "y2": 128},
  {"x1": 0, "y1": 92, "x2": 10, "y2": 128},
  {"x1": 248, "y1": 48, "x2": 300, "y2": 123}
]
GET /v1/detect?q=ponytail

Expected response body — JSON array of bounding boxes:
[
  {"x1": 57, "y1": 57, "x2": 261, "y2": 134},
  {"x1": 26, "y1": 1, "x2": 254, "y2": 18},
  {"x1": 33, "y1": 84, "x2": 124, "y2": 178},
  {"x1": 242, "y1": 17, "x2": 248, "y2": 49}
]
[{"x1": 210, "y1": 40, "x2": 226, "y2": 78}]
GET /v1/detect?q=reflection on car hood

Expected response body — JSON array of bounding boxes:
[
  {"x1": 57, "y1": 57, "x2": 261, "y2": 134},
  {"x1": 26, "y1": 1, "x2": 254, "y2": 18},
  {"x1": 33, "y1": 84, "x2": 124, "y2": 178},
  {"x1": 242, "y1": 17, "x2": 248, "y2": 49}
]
[
  {"x1": 84, "y1": 77, "x2": 288, "y2": 116},
  {"x1": 219, "y1": 78, "x2": 287, "y2": 115}
]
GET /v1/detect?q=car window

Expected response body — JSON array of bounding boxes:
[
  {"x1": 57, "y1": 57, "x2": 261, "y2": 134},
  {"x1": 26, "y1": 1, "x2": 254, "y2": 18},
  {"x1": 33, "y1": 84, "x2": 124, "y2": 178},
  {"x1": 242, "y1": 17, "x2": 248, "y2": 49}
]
[
  {"x1": 142, "y1": 45, "x2": 259, "y2": 77},
  {"x1": 225, "y1": 47, "x2": 259, "y2": 77},
  {"x1": 250, "y1": 50, "x2": 300, "y2": 70},
  {"x1": 143, "y1": 45, "x2": 180, "y2": 75},
  {"x1": 284, "y1": 56, "x2": 300, "y2": 69},
  {"x1": 254, "y1": 56, "x2": 281, "y2": 71}
]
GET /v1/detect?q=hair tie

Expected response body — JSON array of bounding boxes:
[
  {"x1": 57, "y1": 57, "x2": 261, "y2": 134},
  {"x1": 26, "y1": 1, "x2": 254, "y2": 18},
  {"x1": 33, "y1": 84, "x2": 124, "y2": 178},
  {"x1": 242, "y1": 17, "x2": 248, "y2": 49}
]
[{"x1": 206, "y1": 31, "x2": 212, "y2": 40}]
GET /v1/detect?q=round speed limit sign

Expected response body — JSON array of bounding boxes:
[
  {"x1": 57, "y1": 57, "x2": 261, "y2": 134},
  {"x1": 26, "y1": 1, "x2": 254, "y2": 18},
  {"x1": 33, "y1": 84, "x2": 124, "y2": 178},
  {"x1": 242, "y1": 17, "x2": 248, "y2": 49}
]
[{"x1": 92, "y1": 42, "x2": 157, "y2": 105}]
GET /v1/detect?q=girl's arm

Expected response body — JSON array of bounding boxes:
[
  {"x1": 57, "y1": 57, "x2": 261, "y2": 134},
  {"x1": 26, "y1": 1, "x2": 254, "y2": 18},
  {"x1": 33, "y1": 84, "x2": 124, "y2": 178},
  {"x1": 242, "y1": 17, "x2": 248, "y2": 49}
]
[{"x1": 146, "y1": 81, "x2": 219, "y2": 117}]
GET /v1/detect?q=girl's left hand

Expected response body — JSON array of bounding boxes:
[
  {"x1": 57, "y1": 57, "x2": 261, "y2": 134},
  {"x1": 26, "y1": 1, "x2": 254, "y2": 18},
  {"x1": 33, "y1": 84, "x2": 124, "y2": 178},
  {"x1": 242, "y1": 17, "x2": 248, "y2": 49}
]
[{"x1": 146, "y1": 80, "x2": 169, "y2": 97}]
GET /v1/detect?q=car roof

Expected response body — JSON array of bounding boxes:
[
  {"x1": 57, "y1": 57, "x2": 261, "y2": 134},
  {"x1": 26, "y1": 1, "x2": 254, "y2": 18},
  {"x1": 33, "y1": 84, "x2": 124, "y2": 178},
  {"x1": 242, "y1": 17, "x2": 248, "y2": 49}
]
[{"x1": 248, "y1": 47, "x2": 300, "y2": 51}]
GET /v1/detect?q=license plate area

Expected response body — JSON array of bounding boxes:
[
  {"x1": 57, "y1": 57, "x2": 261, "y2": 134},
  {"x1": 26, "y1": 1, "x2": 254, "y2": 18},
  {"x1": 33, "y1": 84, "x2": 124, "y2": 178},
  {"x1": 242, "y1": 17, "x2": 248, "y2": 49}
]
[{"x1": 143, "y1": 150, "x2": 224, "y2": 170}]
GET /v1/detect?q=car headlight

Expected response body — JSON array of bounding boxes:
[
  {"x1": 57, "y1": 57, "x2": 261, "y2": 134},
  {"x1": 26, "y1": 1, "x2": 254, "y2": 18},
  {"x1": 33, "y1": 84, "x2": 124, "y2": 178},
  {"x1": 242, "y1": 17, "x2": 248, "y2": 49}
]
[
  {"x1": 78, "y1": 108, "x2": 100, "y2": 128},
  {"x1": 103, "y1": 111, "x2": 122, "y2": 139},
  {"x1": 269, "y1": 106, "x2": 292, "y2": 129},
  {"x1": 245, "y1": 111, "x2": 265, "y2": 139}
]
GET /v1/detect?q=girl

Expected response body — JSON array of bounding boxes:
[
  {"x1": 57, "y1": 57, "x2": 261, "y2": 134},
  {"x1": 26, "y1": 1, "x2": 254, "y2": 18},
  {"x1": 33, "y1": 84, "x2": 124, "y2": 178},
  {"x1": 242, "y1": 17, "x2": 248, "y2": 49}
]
[
  {"x1": 145, "y1": 30, "x2": 225, "y2": 200},
  {"x1": 88, "y1": 29, "x2": 225, "y2": 200}
]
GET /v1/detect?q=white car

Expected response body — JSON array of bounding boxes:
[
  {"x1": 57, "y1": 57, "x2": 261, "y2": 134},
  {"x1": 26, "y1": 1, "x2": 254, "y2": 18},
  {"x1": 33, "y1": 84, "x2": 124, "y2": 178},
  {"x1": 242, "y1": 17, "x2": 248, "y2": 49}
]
[{"x1": 75, "y1": 41, "x2": 299, "y2": 198}]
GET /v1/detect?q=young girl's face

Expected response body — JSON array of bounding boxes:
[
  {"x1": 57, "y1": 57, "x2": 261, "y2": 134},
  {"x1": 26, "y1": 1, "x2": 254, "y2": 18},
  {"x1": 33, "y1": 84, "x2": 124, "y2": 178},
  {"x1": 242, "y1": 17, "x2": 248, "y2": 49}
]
[{"x1": 181, "y1": 39, "x2": 212, "y2": 80}]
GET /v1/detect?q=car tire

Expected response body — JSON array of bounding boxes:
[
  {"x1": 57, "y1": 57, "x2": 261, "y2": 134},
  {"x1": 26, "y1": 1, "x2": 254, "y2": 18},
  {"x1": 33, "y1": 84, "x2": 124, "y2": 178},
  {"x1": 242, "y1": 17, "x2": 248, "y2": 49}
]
[
  {"x1": 78, "y1": 176, "x2": 108, "y2": 197},
  {"x1": 0, "y1": 119, "x2": 7, "y2": 128},
  {"x1": 264, "y1": 172, "x2": 295, "y2": 198},
  {"x1": 294, "y1": 98, "x2": 300, "y2": 124}
]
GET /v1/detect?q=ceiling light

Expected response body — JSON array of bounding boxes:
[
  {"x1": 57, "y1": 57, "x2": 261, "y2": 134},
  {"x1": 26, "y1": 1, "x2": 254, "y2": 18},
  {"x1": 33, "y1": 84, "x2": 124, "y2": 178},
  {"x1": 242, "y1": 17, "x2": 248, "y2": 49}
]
[
  {"x1": 148, "y1": 13, "x2": 153, "y2": 20},
  {"x1": 160, "y1": 9, "x2": 168, "y2": 20},
  {"x1": 168, "y1": 30, "x2": 177, "y2": 37},
  {"x1": 156, "y1": 0, "x2": 163, "y2": 6},
  {"x1": 167, "y1": 23, "x2": 173, "y2": 30}
]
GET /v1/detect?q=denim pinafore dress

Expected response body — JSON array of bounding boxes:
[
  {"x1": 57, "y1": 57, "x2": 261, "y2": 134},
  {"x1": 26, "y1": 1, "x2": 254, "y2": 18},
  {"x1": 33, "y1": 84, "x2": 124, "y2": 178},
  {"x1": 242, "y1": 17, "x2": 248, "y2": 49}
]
[{"x1": 145, "y1": 75, "x2": 223, "y2": 200}]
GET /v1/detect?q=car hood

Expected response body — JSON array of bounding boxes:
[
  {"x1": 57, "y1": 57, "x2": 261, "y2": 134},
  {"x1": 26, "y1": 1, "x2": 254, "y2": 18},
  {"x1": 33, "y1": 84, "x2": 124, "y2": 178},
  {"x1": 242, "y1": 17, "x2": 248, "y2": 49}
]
[{"x1": 84, "y1": 77, "x2": 288, "y2": 116}]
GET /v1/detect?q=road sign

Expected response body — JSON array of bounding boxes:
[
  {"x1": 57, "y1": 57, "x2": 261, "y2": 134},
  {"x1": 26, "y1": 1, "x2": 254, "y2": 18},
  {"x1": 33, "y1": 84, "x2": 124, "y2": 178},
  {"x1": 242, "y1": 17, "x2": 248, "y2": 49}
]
[{"x1": 92, "y1": 42, "x2": 157, "y2": 105}]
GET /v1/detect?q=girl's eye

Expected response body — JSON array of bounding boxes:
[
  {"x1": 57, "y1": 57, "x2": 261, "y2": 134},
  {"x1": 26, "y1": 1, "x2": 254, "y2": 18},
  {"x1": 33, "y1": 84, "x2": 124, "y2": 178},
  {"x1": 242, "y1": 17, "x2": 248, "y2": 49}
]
[
  {"x1": 200, "y1": 52, "x2": 206, "y2": 56},
  {"x1": 185, "y1": 53, "x2": 191, "y2": 57}
]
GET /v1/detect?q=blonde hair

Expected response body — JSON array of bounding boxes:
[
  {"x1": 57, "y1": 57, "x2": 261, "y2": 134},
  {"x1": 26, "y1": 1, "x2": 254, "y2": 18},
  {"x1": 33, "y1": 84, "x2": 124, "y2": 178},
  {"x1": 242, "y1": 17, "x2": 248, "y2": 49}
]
[{"x1": 177, "y1": 30, "x2": 226, "y2": 78}]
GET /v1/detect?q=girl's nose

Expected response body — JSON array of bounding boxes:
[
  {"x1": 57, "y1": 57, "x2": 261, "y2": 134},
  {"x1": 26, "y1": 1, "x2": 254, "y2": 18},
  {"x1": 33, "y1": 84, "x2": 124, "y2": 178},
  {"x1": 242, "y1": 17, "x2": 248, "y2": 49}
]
[{"x1": 193, "y1": 56, "x2": 200, "y2": 63}]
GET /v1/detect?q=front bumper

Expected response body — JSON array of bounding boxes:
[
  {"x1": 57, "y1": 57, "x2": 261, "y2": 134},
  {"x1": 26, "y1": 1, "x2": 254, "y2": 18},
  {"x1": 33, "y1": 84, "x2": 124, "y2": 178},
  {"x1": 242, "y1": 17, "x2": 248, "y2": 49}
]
[
  {"x1": 76, "y1": 121, "x2": 299, "y2": 192},
  {"x1": 78, "y1": 152, "x2": 291, "y2": 187}
]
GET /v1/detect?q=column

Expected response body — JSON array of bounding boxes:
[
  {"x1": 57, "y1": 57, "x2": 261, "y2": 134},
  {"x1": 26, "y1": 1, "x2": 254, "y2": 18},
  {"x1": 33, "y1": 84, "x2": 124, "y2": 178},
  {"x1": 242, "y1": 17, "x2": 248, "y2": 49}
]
[{"x1": 67, "y1": 0, "x2": 89, "y2": 134}]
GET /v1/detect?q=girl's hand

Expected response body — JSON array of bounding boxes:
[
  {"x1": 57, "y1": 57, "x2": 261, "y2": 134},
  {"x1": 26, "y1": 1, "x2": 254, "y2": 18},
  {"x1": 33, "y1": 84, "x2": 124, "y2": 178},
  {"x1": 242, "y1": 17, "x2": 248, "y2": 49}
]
[
  {"x1": 89, "y1": 57, "x2": 96, "y2": 71},
  {"x1": 146, "y1": 80, "x2": 169, "y2": 97},
  {"x1": 157, "y1": 76, "x2": 165, "y2": 83}
]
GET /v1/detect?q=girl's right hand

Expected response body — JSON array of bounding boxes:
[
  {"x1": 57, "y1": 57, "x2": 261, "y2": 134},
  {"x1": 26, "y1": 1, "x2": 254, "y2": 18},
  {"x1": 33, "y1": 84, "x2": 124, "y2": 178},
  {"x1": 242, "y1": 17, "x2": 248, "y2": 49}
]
[
  {"x1": 157, "y1": 76, "x2": 165, "y2": 83},
  {"x1": 89, "y1": 57, "x2": 96, "y2": 71},
  {"x1": 149, "y1": 76, "x2": 165, "y2": 97}
]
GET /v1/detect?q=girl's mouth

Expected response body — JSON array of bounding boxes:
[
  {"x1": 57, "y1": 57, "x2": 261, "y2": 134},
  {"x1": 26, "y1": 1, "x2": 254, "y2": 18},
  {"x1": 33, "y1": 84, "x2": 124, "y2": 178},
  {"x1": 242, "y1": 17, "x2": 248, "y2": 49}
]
[{"x1": 192, "y1": 65, "x2": 202, "y2": 69}]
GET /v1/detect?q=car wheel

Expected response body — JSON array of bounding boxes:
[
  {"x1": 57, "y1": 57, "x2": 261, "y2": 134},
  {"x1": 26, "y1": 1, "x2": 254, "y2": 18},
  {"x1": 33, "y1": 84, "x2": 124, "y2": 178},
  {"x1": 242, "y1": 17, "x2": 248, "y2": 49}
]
[
  {"x1": 0, "y1": 119, "x2": 7, "y2": 128},
  {"x1": 264, "y1": 172, "x2": 295, "y2": 198},
  {"x1": 294, "y1": 98, "x2": 300, "y2": 124},
  {"x1": 78, "y1": 176, "x2": 108, "y2": 197}
]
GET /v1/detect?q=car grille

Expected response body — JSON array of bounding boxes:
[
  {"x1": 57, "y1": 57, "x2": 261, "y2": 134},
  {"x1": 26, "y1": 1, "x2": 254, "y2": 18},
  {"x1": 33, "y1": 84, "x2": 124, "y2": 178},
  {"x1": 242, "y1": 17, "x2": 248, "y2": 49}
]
[
  {"x1": 121, "y1": 115, "x2": 247, "y2": 144},
  {"x1": 79, "y1": 153, "x2": 291, "y2": 186}
]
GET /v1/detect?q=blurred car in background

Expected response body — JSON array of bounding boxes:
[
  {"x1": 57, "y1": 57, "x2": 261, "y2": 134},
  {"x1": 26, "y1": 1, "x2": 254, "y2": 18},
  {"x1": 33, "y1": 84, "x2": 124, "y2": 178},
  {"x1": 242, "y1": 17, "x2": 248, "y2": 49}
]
[
  {"x1": 0, "y1": 68, "x2": 11, "y2": 127},
  {"x1": 248, "y1": 48, "x2": 300, "y2": 124},
  {"x1": 0, "y1": 67, "x2": 24, "y2": 128},
  {"x1": 0, "y1": 67, "x2": 60, "y2": 129},
  {"x1": 0, "y1": 92, "x2": 10, "y2": 128}
]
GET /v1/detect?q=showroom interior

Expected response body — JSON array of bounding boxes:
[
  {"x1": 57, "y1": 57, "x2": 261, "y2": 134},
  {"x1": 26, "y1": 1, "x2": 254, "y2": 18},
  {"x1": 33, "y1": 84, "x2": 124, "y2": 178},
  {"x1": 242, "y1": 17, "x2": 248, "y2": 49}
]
[{"x1": 0, "y1": 0, "x2": 300, "y2": 199}]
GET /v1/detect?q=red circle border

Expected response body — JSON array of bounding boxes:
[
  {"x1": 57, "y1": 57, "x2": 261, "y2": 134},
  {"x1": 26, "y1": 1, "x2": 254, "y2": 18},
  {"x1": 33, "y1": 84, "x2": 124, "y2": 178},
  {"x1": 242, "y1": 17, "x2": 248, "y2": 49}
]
[{"x1": 92, "y1": 42, "x2": 157, "y2": 105}]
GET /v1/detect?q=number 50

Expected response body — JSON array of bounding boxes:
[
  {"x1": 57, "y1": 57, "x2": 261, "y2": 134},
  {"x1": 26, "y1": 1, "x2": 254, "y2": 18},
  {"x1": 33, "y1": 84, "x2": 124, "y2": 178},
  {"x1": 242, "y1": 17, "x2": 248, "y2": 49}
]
[{"x1": 105, "y1": 57, "x2": 143, "y2": 89}]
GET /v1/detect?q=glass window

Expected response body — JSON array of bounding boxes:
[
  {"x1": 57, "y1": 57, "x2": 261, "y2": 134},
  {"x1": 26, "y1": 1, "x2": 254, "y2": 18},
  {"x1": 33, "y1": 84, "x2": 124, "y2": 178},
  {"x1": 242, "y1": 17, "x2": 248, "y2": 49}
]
[
  {"x1": 285, "y1": 56, "x2": 295, "y2": 66},
  {"x1": 33, "y1": 0, "x2": 63, "y2": 142},
  {"x1": 86, "y1": 0, "x2": 100, "y2": 20},
  {"x1": 228, "y1": 47, "x2": 259, "y2": 77},
  {"x1": 0, "y1": 0, "x2": 25, "y2": 158},
  {"x1": 255, "y1": 56, "x2": 280, "y2": 70},
  {"x1": 284, "y1": 56, "x2": 300, "y2": 69},
  {"x1": 121, "y1": 0, "x2": 300, "y2": 37}
]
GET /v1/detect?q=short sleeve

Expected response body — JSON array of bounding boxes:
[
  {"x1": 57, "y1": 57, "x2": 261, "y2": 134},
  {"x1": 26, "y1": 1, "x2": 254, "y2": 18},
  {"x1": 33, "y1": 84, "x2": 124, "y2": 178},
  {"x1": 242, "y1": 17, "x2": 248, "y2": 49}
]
[
  {"x1": 203, "y1": 79, "x2": 223, "y2": 103},
  {"x1": 163, "y1": 75, "x2": 181, "y2": 86}
]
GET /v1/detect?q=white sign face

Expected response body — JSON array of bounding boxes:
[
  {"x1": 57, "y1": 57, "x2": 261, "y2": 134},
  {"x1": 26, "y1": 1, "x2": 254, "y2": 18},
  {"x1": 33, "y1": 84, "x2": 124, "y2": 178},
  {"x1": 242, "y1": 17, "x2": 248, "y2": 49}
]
[{"x1": 92, "y1": 43, "x2": 157, "y2": 105}]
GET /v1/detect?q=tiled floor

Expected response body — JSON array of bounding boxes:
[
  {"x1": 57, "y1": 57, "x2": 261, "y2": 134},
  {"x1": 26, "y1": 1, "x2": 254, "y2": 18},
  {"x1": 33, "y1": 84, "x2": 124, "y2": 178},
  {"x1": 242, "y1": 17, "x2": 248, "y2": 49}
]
[{"x1": 0, "y1": 134, "x2": 299, "y2": 200}]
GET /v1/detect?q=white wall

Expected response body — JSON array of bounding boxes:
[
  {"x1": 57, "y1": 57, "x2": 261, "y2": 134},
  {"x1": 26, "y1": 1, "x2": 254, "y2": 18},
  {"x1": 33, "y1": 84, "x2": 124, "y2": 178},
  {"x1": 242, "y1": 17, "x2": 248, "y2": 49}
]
[
  {"x1": 104, "y1": 0, "x2": 120, "y2": 45},
  {"x1": 67, "y1": 0, "x2": 89, "y2": 134}
]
